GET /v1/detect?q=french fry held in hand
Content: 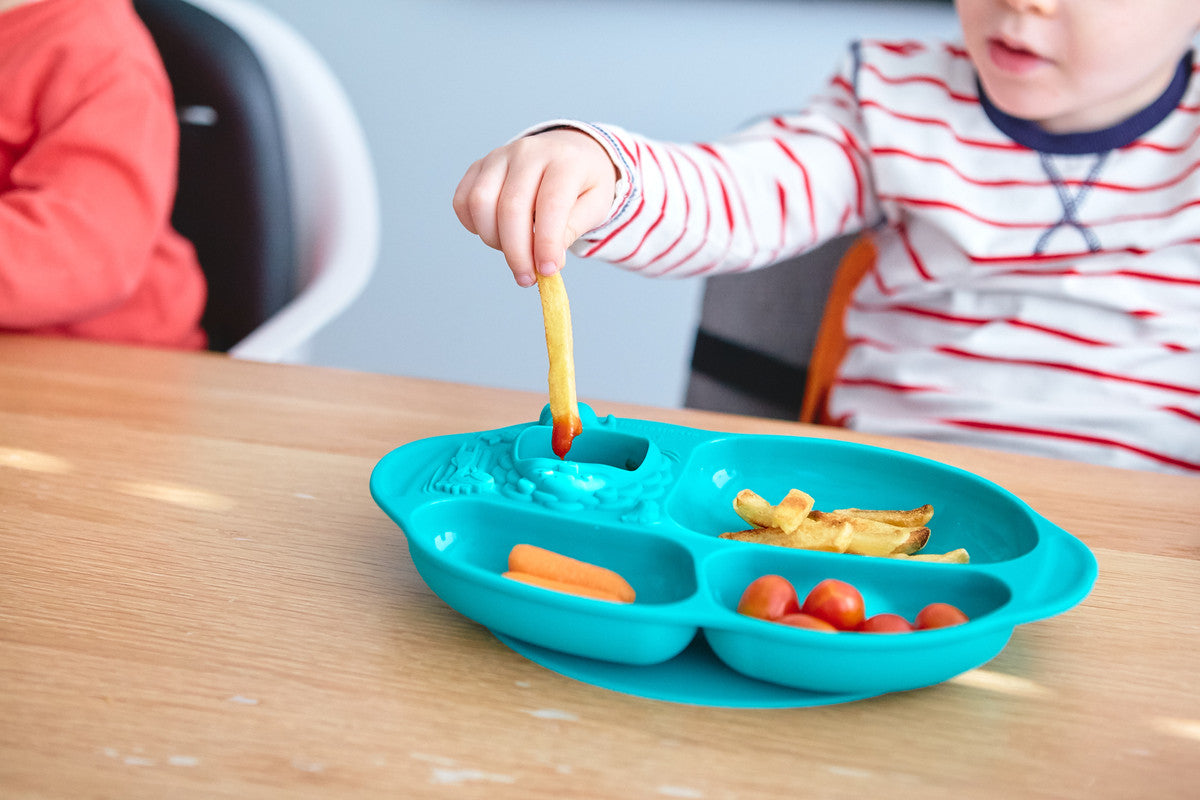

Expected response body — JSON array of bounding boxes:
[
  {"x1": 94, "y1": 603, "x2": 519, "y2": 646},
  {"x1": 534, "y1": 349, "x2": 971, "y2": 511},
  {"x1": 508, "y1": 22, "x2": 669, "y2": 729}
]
[
  {"x1": 536, "y1": 271, "x2": 581, "y2": 459},
  {"x1": 720, "y1": 489, "x2": 967, "y2": 562}
]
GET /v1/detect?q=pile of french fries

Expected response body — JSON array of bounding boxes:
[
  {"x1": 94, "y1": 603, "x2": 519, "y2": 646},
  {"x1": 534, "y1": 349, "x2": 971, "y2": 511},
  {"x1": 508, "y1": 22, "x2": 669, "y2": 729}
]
[{"x1": 720, "y1": 488, "x2": 969, "y2": 563}]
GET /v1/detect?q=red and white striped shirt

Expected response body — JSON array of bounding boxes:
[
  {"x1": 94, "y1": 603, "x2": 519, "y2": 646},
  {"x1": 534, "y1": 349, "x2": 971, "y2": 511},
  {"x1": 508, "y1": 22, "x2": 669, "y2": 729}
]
[{"x1": 553, "y1": 39, "x2": 1200, "y2": 475}]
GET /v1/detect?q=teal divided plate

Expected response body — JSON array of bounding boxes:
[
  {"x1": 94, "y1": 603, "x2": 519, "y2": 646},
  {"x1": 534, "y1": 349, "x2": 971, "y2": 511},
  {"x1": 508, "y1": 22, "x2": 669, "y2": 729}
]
[{"x1": 370, "y1": 404, "x2": 1097, "y2": 707}]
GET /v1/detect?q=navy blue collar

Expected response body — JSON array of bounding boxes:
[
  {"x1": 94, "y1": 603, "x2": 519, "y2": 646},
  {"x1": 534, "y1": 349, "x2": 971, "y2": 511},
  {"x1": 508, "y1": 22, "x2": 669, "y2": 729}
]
[{"x1": 978, "y1": 50, "x2": 1194, "y2": 155}]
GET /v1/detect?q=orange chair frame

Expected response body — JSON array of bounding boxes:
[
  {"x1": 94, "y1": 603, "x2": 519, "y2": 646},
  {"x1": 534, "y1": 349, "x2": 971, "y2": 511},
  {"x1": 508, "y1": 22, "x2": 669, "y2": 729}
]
[{"x1": 799, "y1": 235, "x2": 876, "y2": 424}]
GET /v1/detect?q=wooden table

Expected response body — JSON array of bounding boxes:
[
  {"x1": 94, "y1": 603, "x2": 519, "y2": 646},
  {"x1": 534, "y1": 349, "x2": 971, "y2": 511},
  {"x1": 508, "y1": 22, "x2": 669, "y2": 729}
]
[{"x1": 1, "y1": 336, "x2": 1196, "y2": 799}]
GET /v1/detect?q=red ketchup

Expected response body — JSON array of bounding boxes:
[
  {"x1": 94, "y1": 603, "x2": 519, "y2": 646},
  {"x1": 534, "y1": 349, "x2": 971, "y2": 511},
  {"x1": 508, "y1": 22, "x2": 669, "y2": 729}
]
[{"x1": 551, "y1": 414, "x2": 582, "y2": 459}]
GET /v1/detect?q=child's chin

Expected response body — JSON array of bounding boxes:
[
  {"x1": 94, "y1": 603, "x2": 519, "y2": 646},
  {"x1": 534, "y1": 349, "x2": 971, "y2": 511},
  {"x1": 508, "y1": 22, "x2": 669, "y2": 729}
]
[{"x1": 981, "y1": 81, "x2": 1061, "y2": 125}]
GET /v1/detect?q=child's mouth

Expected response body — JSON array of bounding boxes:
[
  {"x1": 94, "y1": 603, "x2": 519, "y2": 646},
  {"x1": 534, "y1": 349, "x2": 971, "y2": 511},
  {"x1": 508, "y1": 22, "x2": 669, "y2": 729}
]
[{"x1": 987, "y1": 37, "x2": 1048, "y2": 75}]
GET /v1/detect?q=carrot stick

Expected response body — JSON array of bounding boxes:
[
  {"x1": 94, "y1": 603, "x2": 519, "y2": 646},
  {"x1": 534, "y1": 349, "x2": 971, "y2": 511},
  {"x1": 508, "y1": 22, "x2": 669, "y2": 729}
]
[
  {"x1": 507, "y1": 544, "x2": 635, "y2": 603},
  {"x1": 503, "y1": 571, "x2": 628, "y2": 603}
]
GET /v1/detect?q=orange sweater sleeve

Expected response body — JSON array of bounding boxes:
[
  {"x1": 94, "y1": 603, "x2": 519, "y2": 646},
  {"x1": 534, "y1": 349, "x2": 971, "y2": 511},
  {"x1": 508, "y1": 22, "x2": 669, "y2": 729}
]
[{"x1": 0, "y1": 0, "x2": 206, "y2": 348}]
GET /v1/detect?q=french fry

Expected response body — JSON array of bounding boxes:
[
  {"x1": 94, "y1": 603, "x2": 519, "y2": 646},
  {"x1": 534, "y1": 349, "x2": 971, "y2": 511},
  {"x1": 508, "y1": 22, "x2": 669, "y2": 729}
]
[
  {"x1": 773, "y1": 489, "x2": 816, "y2": 533},
  {"x1": 795, "y1": 514, "x2": 855, "y2": 552},
  {"x1": 889, "y1": 548, "x2": 970, "y2": 564},
  {"x1": 831, "y1": 504, "x2": 934, "y2": 528},
  {"x1": 720, "y1": 519, "x2": 853, "y2": 553},
  {"x1": 732, "y1": 489, "x2": 776, "y2": 528},
  {"x1": 536, "y1": 271, "x2": 581, "y2": 458},
  {"x1": 722, "y1": 488, "x2": 960, "y2": 561},
  {"x1": 720, "y1": 527, "x2": 790, "y2": 545},
  {"x1": 732, "y1": 488, "x2": 816, "y2": 533},
  {"x1": 807, "y1": 511, "x2": 930, "y2": 556}
]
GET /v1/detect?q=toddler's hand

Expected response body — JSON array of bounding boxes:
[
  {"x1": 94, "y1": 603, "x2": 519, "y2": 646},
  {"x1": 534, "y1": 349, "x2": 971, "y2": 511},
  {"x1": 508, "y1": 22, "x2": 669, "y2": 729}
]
[{"x1": 453, "y1": 128, "x2": 618, "y2": 286}]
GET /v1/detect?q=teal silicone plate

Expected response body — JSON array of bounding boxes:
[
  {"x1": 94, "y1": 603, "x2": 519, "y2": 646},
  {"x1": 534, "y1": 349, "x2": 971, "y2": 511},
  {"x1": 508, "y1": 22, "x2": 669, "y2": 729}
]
[{"x1": 370, "y1": 405, "x2": 1097, "y2": 707}]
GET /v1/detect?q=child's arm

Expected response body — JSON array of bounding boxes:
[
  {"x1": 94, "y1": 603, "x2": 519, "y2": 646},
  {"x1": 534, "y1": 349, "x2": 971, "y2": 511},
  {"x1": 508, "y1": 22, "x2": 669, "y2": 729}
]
[
  {"x1": 0, "y1": 59, "x2": 183, "y2": 329},
  {"x1": 455, "y1": 47, "x2": 876, "y2": 284},
  {"x1": 569, "y1": 93, "x2": 877, "y2": 276},
  {"x1": 452, "y1": 127, "x2": 620, "y2": 287}
]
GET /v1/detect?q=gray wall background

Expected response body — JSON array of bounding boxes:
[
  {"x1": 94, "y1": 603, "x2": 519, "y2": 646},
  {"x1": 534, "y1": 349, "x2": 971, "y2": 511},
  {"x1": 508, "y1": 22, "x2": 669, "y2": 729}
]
[{"x1": 251, "y1": 0, "x2": 959, "y2": 409}]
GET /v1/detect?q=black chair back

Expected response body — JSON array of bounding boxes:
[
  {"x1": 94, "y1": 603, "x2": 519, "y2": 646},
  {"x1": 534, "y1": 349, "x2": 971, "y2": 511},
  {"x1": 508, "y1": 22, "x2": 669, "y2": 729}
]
[
  {"x1": 684, "y1": 236, "x2": 853, "y2": 419},
  {"x1": 134, "y1": 0, "x2": 296, "y2": 352}
]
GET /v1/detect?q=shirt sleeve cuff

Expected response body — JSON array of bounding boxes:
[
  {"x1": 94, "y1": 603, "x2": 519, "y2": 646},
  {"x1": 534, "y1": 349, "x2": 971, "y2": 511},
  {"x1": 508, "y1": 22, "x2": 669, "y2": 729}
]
[{"x1": 511, "y1": 119, "x2": 635, "y2": 244}]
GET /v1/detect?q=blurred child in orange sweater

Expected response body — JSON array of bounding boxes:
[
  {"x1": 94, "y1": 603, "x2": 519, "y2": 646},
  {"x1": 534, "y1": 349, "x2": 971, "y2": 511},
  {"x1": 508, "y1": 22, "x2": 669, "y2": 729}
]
[{"x1": 0, "y1": 0, "x2": 206, "y2": 348}]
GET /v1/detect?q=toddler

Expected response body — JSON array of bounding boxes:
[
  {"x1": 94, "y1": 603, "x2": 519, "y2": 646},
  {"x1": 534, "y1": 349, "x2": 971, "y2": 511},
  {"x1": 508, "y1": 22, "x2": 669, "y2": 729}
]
[
  {"x1": 0, "y1": 0, "x2": 206, "y2": 348},
  {"x1": 454, "y1": 0, "x2": 1200, "y2": 475}
]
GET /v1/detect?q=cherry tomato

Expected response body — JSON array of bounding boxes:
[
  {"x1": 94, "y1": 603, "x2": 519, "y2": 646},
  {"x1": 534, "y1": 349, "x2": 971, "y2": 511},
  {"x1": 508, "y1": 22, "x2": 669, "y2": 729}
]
[
  {"x1": 858, "y1": 613, "x2": 915, "y2": 634},
  {"x1": 736, "y1": 575, "x2": 800, "y2": 620},
  {"x1": 800, "y1": 578, "x2": 866, "y2": 631},
  {"x1": 777, "y1": 613, "x2": 838, "y2": 632},
  {"x1": 915, "y1": 602, "x2": 970, "y2": 630}
]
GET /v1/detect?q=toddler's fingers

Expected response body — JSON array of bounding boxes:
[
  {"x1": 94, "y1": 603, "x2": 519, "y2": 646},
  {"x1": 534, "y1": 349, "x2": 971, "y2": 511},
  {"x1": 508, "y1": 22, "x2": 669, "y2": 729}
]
[
  {"x1": 451, "y1": 160, "x2": 483, "y2": 235},
  {"x1": 531, "y1": 161, "x2": 588, "y2": 276},
  {"x1": 566, "y1": 182, "x2": 619, "y2": 263},
  {"x1": 495, "y1": 161, "x2": 547, "y2": 286},
  {"x1": 532, "y1": 160, "x2": 616, "y2": 276},
  {"x1": 454, "y1": 154, "x2": 512, "y2": 253}
]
